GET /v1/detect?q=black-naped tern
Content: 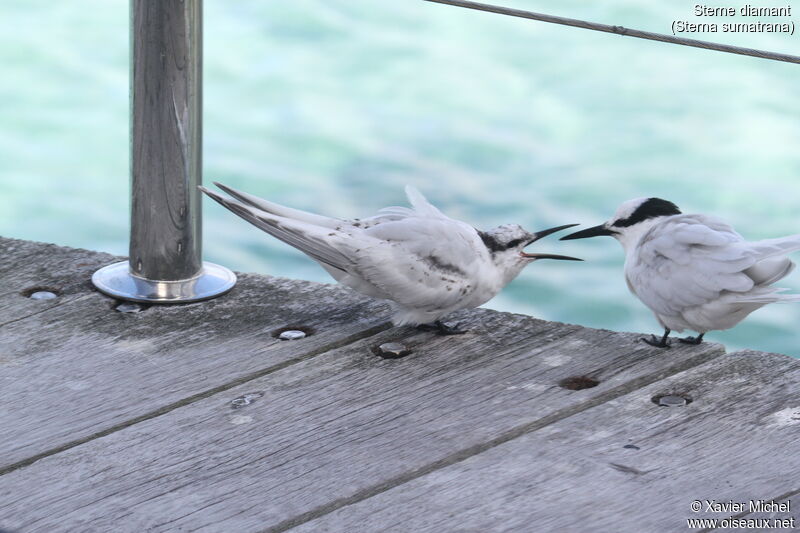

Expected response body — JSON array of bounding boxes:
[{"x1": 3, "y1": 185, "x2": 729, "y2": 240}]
[
  {"x1": 562, "y1": 197, "x2": 800, "y2": 347},
  {"x1": 201, "y1": 183, "x2": 581, "y2": 334}
]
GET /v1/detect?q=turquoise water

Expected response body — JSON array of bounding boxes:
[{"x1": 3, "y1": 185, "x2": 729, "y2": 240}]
[{"x1": 1, "y1": 1, "x2": 798, "y2": 356}]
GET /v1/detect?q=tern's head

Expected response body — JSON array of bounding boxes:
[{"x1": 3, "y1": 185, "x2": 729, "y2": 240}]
[
  {"x1": 560, "y1": 197, "x2": 682, "y2": 250},
  {"x1": 480, "y1": 223, "x2": 582, "y2": 278}
]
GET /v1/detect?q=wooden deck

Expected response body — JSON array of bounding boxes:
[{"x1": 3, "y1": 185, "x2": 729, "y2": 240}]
[{"x1": 0, "y1": 236, "x2": 797, "y2": 533}]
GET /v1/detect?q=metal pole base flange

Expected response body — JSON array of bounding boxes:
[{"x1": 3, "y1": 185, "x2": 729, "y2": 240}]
[{"x1": 92, "y1": 261, "x2": 236, "y2": 304}]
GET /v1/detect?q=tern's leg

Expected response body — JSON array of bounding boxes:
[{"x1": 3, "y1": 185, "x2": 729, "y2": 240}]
[
  {"x1": 641, "y1": 328, "x2": 671, "y2": 348},
  {"x1": 417, "y1": 320, "x2": 468, "y2": 336},
  {"x1": 679, "y1": 333, "x2": 705, "y2": 345}
]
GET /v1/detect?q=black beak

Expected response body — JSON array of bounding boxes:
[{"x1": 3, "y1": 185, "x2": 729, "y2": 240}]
[
  {"x1": 519, "y1": 252, "x2": 583, "y2": 261},
  {"x1": 520, "y1": 223, "x2": 583, "y2": 261},
  {"x1": 560, "y1": 224, "x2": 617, "y2": 240},
  {"x1": 529, "y1": 223, "x2": 581, "y2": 243}
]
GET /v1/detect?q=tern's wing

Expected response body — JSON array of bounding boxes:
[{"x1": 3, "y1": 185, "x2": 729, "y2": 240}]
[
  {"x1": 212, "y1": 182, "x2": 445, "y2": 230},
  {"x1": 201, "y1": 186, "x2": 354, "y2": 272},
  {"x1": 203, "y1": 184, "x2": 489, "y2": 313},
  {"x1": 403, "y1": 185, "x2": 447, "y2": 219},
  {"x1": 351, "y1": 216, "x2": 490, "y2": 312},
  {"x1": 354, "y1": 185, "x2": 450, "y2": 228},
  {"x1": 628, "y1": 214, "x2": 800, "y2": 316}
]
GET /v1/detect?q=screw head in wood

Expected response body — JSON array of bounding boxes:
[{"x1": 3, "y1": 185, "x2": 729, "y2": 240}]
[
  {"x1": 279, "y1": 330, "x2": 306, "y2": 341},
  {"x1": 22, "y1": 286, "x2": 62, "y2": 299},
  {"x1": 272, "y1": 326, "x2": 315, "y2": 339},
  {"x1": 658, "y1": 395, "x2": 687, "y2": 407},
  {"x1": 654, "y1": 394, "x2": 692, "y2": 407},
  {"x1": 29, "y1": 291, "x2": 58, "y2": 300},
  {"x1": 376, "y1": 342, "x2": 412, "y2": 359},
  {"x1": 116, "y1": 302, "x2": 144, "y2": 314}
]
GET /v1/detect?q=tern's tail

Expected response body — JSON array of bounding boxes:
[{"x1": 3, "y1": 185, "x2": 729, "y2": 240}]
[
  {"x1": 211, "y1": 182, "x2": 341, "y2": 229},
  {"x1": 199, "y1": 185, "x2": 351, "y2": 272},
  {"x1": 732, "y1": 287, "x2": 800, "y2": 304},
  {"x1": 744, "y1": 233, "x2": 800, "y2": 286},
  {"x1": 750, "y1": 233, "x2": 800, "y2": 257}
]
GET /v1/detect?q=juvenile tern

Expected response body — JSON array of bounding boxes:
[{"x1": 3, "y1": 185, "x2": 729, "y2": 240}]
[
  {"x1": 562, "y1": 198, "x2": 800, "y2": 347},
  {"x1": 201, "y1": 183, "x2": 581, "y2": 334}
]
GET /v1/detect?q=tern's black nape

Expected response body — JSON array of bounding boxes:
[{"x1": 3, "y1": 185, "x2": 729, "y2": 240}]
[{"x1": 612, "y1": 198, "x2": 681, "y2": 228}]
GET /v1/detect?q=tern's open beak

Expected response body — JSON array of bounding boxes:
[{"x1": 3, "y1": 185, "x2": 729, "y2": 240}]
[
  {"x1": 519, "y1": 252, "x2": 583, "y2": 261},
  {"x1": 520, "y1": 223, "x2": 583, "y2": 261},
  {"x1": 560, "y1": 224, "x2": 617, "y2": 240},
  {"x1": 528, "y1": 223, "x2": 581, "y2": 243}
]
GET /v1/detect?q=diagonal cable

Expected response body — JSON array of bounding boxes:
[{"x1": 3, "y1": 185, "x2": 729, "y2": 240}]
[{"x1": 424, "y1": 0, "x2": 800, "y2": 65}]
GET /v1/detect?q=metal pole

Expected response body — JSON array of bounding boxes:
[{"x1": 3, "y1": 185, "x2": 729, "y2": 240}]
[{"x1": 93, "y1": 0, "x2": 236, "y2": 303}]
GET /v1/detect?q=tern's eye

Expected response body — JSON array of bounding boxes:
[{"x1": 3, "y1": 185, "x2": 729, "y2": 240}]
[{"x1": 506, "y1": 239, "x2": 523, "y2": 248}]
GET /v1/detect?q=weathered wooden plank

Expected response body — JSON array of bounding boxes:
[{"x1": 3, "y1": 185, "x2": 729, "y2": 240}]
[
  {"x1": 0, "y1": 238, "x2": 392, "y2": 470},
  {"x1": 712, "y1": 490, "x2": 798, "y2": 533},
  {"x1": 0, "y1": 237, "x2": 117, "y2": 325},
  {"x1": 290, "y1": 349, "x2": 800, "y2": 533},
  {"x1": 706, "y1": 414, "x2": 798, "y2": 533},
  {"x1": 0, "y1": 308, "x2": 723, "y2": 533}
]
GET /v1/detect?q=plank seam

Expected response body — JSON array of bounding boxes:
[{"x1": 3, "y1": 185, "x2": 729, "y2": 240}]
[
  {"x1": 0, "y1": 321, "x2": 392, "y2": 477},
  {"x1": 0, "y1": 293, "x2": 92, "y2": 328},
  {"x1": 268, "y1": 346, "x2": 726, "y2": 533}
]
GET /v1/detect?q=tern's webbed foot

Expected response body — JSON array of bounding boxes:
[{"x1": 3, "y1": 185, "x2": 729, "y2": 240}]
[
  {"x1": 641, "y1": 329, "x2": 671, "y2": 349},
  {"x1": 678, "y1": 333, "x2": 705, "y2": 345},
  {"x1": 417, "y1": 320, "x2": 468, "y2": 336}
]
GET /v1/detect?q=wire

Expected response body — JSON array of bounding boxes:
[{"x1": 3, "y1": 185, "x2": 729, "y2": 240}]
[{"x1": 424, "y1": 0, "x2": 800, "y2": 65}]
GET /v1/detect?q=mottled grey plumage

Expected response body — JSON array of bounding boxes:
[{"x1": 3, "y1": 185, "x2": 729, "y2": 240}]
[{"x1": 201, "y1": 183, "x2": 580, "y2": 329}]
